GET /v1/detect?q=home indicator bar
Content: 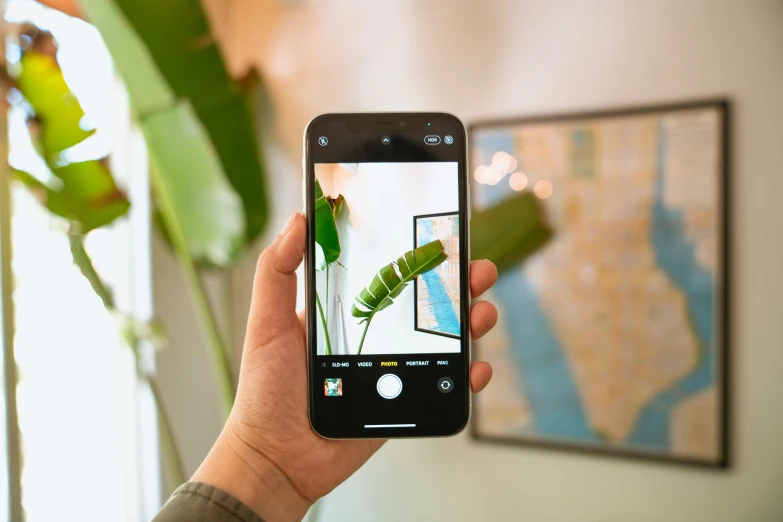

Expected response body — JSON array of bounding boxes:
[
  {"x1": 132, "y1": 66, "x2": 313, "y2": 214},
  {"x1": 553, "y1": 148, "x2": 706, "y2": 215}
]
[{"x1": 364, "y1": 424, "x2": 416, "y2": 428}]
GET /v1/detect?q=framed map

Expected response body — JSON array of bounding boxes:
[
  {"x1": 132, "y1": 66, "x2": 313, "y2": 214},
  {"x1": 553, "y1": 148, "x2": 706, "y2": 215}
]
[
  {"x1": 470, "y1": 100, "x2": 729, "y2": 468},
  {"x1": 413, "y1": 212, "x2": 461, "y2": 338}
]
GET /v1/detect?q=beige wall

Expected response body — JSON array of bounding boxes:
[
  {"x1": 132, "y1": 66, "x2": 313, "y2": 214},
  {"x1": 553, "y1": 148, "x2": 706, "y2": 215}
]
[{"x1": 155, "y1": 0, "x2": 783, "y2": 519}]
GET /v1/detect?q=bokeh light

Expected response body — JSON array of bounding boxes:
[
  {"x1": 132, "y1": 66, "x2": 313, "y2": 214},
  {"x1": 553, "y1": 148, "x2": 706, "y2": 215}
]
[
  {"x1": 490, "y1": 151, "x2": 518, "y2": 176},
  {"x1": 509, "y1": 172, "x2": 528, "y2": 191},
  {"x1": 484, "y1": 166, "x2": 504, "y2": 185},
  {"x1": 533, "y1": 179, "x2": 554, "y2": 199},
  {"x1": 491, "y1": 151, "x2": 510, "y2": 170},
  {"x1": 473, "y1": 165, "x2": 487, "y2": 183}
]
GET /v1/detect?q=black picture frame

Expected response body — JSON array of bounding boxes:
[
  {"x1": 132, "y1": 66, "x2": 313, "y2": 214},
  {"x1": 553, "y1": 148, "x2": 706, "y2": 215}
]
[
  {"x1": 413, "y1": 211, "x2": 461, "y2": 340},
  {"x1": 468, "y1": 99, "x2": 731, "y2": 470}
]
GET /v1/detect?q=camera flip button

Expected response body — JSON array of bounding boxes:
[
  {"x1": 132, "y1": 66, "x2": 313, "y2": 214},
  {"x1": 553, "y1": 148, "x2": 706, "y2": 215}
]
[{"x1": 438, "y1": 377, "x2": 454, "y2": 393}]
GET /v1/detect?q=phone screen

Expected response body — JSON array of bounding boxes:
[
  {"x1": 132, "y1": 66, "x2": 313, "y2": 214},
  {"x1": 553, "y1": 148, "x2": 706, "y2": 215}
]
[{"x1": 305, "y1": 113, "x2": 470, "y2": 438}]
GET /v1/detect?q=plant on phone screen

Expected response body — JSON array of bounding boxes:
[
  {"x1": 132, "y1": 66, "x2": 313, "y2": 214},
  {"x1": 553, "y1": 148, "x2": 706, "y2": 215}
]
[
  {"x1": 351, "y1": 240, "x2": 447, "y2": 355},
  {"x1": 314, "y1": 178, "x2": 346, "y2": 355}
]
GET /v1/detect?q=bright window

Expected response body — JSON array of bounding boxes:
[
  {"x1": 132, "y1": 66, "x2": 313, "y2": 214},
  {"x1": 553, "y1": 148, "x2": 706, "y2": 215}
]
[{"x1": 2, "y1": 1, "x2": 159, "y2": 519}]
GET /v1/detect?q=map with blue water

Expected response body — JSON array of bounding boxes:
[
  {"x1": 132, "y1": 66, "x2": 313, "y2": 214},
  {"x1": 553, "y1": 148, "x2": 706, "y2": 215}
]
[
  {"x1": 472, "y1": 106, "x2": 725, "y2": 465},
  {"x1": 415, "y1": 214, "x2": 461, "y2": 337}
]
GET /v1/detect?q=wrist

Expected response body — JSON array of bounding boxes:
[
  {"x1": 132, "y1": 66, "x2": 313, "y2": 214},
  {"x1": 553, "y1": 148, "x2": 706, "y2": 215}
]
[{"x1": 193, "y1": 421, "x2": 312, "y2": 522}]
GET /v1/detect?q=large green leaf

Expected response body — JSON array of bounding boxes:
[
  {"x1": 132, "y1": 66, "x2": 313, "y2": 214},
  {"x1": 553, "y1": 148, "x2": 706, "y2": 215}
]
[
  {"x1": 314, "y1": 178, "x2": 345, "y2": 266},
  {"x1": 78, "y1": 0, "x2": 175, "y2": 114},
  {"x1": 351, "y1": 239, "x2": 447, "y2": 321},
  {"x1": 12, "y1": 49, "x2": 129, "y2": 232},
  {"x1": 351, "y1": 239, "x2": 447, "y2": 354},
  {"x1": 143, "y1": 102, "x2": 245, "y2": 266},
  {"x1": 94, "y1": 0, "x2": 268, "y2": 244},
  {"x1": 16, "y1": 52, "x2": 94, "y2": 159},
  {"x1": 80, "y1": 0, "x2": 264, "y2": 265},
  {"x1": 471, "y1": 192, "x2": 553, "y2": 273},
  {"x1": 15, "y1": 162, "x2": 130, "y2": 233}
]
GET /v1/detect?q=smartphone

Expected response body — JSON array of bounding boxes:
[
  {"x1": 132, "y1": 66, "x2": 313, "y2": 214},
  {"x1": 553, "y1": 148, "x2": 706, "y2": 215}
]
[{"x1": 304, "y1": 113, "x2": 470, "y2": 438}]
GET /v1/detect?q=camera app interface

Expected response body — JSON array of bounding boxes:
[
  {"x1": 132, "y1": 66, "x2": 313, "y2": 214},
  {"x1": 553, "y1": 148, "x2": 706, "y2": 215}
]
[{"x1": 314, "y1": 162, "x2": 462, "y2": 356}]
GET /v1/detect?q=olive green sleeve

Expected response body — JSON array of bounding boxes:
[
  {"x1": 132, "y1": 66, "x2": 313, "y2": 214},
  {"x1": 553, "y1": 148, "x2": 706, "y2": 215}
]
[{"x1": 153, "y1": 482, "x2": 264, "y2": 522}]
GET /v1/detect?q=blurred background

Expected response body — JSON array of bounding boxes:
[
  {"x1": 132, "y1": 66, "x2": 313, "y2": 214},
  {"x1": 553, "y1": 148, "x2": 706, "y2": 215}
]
[{"x1": 0, "y1": 0, "x2": 781, "y2": 521}]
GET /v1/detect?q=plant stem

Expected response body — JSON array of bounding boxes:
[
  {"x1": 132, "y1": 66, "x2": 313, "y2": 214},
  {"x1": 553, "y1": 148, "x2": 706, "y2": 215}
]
[
  {"x1": 69, "y1": 232, "x2": 113, "y2": 309},
  {"x1": 325, "y1": 264, "x2": 329, "y2": 325},
  {"x1": 182, "y1": 263, "x2": 236, "y2": 417},
  {"x1": 149, "y1": 163, "x2": 236, "y2": 418},
  {"x1": 315, "y1": 292, "x2": 332, "y2": 355},
  {"x1": 148, "y1": 376, "x2": 186, "y2": 488},
  {"x1": 356, "y1": 318, "x2": 371, "y2": 355},
  {"x1": 68, "y1": 231, "x2": 186, "y2": 486}
]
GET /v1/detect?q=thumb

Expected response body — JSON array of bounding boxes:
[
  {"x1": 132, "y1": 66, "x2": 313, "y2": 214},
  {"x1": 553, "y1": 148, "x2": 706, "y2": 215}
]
[{"x1": 245, "y1": 212, "x2": 306, "y2": 348}]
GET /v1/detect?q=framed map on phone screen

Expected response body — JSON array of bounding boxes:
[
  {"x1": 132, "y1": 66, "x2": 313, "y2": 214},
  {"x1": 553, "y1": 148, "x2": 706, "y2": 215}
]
[{"x1": 413, "y1": 212, "x2": 461, "y2": 339}]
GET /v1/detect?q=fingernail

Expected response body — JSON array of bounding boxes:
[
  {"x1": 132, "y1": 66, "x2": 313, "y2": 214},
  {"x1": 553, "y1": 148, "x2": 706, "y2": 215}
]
[{"x1": 280, "y1": 212, "x2": 297, "y2": 236}]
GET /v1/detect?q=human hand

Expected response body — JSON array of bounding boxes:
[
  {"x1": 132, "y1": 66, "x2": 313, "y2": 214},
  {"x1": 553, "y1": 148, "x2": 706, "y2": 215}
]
[{"x1": 193, "y1": 212, "x2": 499, "y2": 521}]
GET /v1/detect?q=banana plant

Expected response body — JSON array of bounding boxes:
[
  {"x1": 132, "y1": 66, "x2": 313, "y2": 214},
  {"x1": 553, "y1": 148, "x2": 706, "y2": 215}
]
[
  {"x1": 7, "y1": 33, "x2": 184, "y2": 485},
  {"x1": 19, "y1": 0, "x2": 272, "y2": 491},
  {"x1": 314, "y1": 178, "x2": 345, "y2": 355},
  {"x1": 351, "y1": 239, "x2": 447, "y2": 355},
  {"x1": 78, "y1": 0, "x2": 270, "y2": 418}
]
